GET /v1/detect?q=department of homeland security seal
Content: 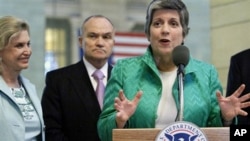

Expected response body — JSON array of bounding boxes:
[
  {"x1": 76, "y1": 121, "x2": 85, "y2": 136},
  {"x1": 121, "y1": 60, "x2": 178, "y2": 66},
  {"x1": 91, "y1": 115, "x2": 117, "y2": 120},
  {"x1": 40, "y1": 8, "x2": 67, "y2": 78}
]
[{"x1": 155, "y1": 121, "x2": 208, "y2": 141}]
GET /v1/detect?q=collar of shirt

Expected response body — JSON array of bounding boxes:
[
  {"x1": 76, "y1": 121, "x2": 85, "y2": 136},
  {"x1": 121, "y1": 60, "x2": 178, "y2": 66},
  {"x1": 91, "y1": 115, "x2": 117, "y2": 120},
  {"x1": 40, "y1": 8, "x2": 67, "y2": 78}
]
[{"x1": 83, "y1": 57, "x2": 108, "y2": 86}]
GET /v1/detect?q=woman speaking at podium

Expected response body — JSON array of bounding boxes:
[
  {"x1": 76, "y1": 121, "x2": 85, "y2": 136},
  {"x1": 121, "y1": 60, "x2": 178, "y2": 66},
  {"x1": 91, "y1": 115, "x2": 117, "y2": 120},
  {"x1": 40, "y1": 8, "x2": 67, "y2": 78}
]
[{"x1": 98, "y1": 0, "x2": 250, "y2": 141}]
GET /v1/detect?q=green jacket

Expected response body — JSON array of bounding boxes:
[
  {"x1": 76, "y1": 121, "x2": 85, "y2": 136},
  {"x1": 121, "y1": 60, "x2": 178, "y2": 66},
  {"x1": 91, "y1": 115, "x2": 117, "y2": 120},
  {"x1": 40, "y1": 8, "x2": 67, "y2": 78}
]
[{"x1": 98, "y1": 46, "x2": 223, "y2": 141}]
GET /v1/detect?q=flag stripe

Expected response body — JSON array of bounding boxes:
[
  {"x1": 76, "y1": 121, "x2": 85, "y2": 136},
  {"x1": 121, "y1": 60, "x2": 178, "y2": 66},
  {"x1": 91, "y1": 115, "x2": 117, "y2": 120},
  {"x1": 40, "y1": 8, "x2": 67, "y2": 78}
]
[
  {"x1": 115, "y1": 43, "x2": 148, "y2": 47},
  {"x1": 112, "y1": 32, "x2": 149, "y2": 64}
]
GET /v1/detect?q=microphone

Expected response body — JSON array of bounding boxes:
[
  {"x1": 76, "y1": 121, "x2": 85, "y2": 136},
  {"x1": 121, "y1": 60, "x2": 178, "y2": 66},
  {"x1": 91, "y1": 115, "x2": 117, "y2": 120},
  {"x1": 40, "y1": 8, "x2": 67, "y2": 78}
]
[
  {"x1": 172, "y1": 45, "x2": 190, "y2": 121},
  {"x1": 172, "y1": 45, "x2": 190, "y2": 75}
]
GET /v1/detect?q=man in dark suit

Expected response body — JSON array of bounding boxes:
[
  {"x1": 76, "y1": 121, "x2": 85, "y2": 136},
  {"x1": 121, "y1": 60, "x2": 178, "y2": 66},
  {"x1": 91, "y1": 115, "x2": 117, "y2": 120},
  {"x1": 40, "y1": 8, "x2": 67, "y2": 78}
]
[
  {"x1": 226, "y1": 48, "x2": 250, "y2": 125},
  {"x1": 41, "y1": 15, "x2": 115, "y2": 141}
]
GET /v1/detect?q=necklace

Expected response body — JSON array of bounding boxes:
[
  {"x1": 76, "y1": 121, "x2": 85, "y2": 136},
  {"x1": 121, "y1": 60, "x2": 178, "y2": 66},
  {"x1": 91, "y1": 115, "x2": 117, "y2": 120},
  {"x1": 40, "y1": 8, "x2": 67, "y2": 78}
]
[{"x1": 11, "y1": 86, "x2": 26, "y2": 98}]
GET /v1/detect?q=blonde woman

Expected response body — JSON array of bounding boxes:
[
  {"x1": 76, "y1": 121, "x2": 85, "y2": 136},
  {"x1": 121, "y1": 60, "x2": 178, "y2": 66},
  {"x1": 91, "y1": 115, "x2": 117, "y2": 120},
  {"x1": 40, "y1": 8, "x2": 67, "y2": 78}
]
[{"x1": 0, "y1": 16, "x2": 45, "y2": 141}]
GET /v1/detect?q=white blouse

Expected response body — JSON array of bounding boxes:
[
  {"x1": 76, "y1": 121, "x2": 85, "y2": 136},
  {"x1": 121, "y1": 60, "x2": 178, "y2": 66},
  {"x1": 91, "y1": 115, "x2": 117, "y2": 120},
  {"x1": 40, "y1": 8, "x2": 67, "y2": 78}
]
[
  {"x1": 11, "y1": 86, "x2": 41, "y2": 141},
  {"x1": 155, "y1": 69, "x2": 178, "y2": 128}
]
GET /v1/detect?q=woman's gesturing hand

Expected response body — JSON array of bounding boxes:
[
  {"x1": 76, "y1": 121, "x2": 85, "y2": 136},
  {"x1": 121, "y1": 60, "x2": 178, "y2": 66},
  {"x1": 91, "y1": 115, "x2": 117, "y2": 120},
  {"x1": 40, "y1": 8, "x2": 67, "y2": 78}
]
[{"x1": 114, "y1": 90, "x2": 143, "y2": 128}]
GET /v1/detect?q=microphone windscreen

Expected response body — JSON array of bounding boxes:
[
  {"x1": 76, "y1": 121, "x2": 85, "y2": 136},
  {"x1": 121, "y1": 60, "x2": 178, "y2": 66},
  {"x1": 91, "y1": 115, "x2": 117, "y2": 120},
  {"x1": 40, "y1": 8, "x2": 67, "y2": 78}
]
[{"x1": 172, "y1": 45, "x2": 190, "y2": 67}]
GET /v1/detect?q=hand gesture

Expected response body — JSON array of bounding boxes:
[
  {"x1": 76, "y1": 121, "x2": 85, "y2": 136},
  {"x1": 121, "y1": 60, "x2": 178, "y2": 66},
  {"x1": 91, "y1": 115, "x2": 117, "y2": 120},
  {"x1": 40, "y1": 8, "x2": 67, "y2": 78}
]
[
  {"x1": 114, "y1": 90, "x2": 142, "y2": 128},
  {"x1": 216, "y1": 84, "x2": 250, "y2": 121}
]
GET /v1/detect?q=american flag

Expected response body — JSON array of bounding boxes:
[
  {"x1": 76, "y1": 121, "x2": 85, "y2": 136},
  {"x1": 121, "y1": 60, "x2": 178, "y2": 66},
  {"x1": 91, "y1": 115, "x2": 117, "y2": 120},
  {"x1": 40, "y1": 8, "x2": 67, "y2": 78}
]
[{"x1": 111, "y1": 32, "x2": 149, "y2": 64}]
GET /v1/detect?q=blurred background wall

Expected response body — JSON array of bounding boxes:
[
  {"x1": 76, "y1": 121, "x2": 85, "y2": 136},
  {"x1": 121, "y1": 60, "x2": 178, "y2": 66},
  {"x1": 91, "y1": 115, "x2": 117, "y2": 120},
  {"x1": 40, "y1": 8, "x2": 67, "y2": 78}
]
[
  {"x1": 0, "y1": 0, "x2": 249, "y2": 98},
  {"x1": 211, "y1": 0, "x2": 250, "y2": 93}
]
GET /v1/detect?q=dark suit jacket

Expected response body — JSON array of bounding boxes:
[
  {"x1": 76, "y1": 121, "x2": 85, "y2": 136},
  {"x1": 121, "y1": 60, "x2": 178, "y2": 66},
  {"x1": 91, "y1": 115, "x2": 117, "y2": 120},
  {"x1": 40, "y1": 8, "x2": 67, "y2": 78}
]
[
  {"x1": 41, "y1": 60, "x2": 113, "y2": 141},
  {"x1": 226, "y1": 48, "x2": 250, "y2": 125}
]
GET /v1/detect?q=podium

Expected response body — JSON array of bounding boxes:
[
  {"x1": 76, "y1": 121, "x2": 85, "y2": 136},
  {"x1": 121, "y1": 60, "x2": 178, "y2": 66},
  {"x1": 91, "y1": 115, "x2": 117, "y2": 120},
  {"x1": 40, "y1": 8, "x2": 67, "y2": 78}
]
[{"x1": 113, "y1": 127, "x2": 229, "y2": 141}]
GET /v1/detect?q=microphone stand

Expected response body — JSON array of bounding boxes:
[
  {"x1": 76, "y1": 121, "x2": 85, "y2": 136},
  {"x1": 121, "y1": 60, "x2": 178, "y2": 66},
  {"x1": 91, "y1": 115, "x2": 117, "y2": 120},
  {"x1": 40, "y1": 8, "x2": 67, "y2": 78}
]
[{"x1": 176, "y1": 64, "x2": 185, "y2": 121}]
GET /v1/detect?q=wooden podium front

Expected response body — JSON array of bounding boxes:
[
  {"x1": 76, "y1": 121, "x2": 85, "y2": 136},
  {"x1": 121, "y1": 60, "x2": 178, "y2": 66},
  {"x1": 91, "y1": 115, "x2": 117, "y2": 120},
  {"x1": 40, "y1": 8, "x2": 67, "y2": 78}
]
[{"x1": 113, "y1": 127, "x2": 229, "y2": 141}]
